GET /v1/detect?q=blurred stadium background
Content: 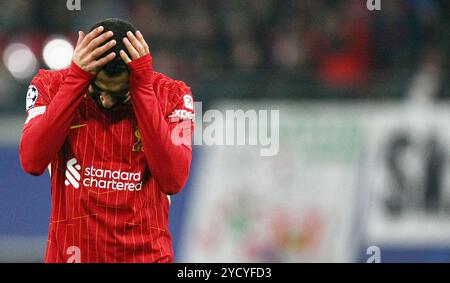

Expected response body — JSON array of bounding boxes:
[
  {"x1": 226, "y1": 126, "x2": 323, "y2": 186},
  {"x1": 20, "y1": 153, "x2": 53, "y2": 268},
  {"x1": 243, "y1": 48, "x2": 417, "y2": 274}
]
[{"x1": 0, "y1": 0, "x2": 449, "y2": 262}]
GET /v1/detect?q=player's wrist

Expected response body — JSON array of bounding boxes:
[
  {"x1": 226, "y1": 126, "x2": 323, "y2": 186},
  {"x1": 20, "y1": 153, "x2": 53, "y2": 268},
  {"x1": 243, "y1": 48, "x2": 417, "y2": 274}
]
[
  {"x1": 70, "y1": 61, "x2": 96, "y2": 81},
  {"x1": 127, "y1": 54, "x2": 153, "y2": 72}
]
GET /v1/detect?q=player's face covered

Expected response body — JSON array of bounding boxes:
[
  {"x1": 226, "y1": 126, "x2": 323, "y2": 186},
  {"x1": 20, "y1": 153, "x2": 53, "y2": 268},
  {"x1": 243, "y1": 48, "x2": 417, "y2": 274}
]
[{"x1": 89, "y1": 70, "x2": 130, "y2": 110}]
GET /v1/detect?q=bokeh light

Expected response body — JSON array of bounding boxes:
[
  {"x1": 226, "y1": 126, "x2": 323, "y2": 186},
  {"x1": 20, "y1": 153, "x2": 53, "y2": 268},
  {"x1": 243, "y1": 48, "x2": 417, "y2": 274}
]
[
  {"x1": 42, "y1": 37, "x2": 74, "y2": 70},
  {"x1": 2, "y1": 43, "x2": 38, "y2": 81}
]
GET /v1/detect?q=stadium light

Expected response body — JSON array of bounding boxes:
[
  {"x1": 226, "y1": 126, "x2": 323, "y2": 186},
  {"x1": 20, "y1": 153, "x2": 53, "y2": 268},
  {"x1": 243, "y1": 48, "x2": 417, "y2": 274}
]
[
  {"x1": 42, "y1": 37, "x2": 74, "y2": 70},
  {"x1": 2, "y1": 43, "x2": 38, "y2": 81}
]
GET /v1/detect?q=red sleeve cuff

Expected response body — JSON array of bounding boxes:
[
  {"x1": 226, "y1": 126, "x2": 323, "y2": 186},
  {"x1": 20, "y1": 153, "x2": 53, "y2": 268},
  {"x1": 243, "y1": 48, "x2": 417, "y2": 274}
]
[
  {"x1": 70, "y1": 61, "x2": 96, "y2": 81},
  {"x1": 128, "y1": 54, "x2": 153, "y2": 72}
]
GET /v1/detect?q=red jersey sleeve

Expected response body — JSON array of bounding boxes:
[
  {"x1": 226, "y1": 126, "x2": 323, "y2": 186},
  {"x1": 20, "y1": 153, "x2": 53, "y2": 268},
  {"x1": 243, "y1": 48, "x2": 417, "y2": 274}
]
[
  {"x1": 128, "y1": 54, "x2": 193, "y2": 195},
  {"x1": 19, "y1": 63, "x2": 94, "y2": 176}
]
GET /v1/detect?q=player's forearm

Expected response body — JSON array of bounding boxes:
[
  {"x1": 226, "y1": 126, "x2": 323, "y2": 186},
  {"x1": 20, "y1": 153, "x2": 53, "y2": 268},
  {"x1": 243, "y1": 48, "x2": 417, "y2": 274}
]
[
  {"x1": 134, "y1": 102, "x2": 192, "y2": 195},
  {"x1": 128, "y1": 55, "x2": 192, "y2": 195},
  {"x1": 133, "y1": 97, "x2": 192, "y2": 195},
  {"x1": 20, "y1": 63, "x2": 94, "y2": 176}
]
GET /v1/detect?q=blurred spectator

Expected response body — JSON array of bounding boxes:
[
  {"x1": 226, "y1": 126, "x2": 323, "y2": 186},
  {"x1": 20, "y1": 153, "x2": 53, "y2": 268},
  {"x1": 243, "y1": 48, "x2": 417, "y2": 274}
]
[
  {"x1": 407, "y1": 48, "x2": 445, "y2": 103},
  {"x1": 0, "y1": 0, "x2": 448, "y2": 111},
  {"x1": 310, "y1": 1, "x2": 371, "y2": 89}
]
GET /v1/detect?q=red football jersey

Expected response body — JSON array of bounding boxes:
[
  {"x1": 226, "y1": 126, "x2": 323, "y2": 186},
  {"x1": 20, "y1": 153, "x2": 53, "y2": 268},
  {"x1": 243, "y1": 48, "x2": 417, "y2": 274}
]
[{"x1": 19, "y1": 55, "x2": 194, "y2": 263}]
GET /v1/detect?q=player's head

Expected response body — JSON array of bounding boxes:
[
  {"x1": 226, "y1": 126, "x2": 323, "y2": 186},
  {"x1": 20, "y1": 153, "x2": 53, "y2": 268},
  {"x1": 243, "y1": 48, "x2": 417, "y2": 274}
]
[{"x1": 88, "y1": 18, "x2": 136, "y2": 109}]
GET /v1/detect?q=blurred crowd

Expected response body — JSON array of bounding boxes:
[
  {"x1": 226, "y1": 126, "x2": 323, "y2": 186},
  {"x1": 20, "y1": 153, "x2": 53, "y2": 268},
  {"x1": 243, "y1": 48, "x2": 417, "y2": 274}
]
[{"x1": 0, "y1": 0, "x2": 448, "y2": 111}]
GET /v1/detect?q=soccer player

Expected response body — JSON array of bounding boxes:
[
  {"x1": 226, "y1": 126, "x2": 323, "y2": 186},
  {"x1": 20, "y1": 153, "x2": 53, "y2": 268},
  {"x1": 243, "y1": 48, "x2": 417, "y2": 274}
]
[{"x1": 19, "y1": 18, "x2": 194, "y2": 263}]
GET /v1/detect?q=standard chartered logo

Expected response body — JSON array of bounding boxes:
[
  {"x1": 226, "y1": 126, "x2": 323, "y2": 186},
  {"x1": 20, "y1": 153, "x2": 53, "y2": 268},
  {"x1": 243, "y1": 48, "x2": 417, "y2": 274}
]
[
  {"x1": 83, "y1": 166, "x2": 143, "y2": 191},
  {"x1": 65, "y1": 158, "x2": 81, "y2": 189},
  {"x1": 64, "y1": 157, "x2": 143, "y2": 191}
]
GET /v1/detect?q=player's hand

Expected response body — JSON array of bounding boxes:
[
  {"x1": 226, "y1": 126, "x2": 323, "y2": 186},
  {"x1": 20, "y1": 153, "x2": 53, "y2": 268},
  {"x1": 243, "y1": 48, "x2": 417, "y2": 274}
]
[
  {"x1": 72, "y1": 26, "x2": 117, "y2": 75},
  {"x1": 119, "y1": 31, "x2": 150, "y2": 64}
]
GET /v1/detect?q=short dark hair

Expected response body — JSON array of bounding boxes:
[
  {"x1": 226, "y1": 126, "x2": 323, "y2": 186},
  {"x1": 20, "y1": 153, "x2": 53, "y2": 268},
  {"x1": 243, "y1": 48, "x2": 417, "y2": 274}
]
[{"x1": 89, "y1": 18, "x2": 137, "y2": 76}]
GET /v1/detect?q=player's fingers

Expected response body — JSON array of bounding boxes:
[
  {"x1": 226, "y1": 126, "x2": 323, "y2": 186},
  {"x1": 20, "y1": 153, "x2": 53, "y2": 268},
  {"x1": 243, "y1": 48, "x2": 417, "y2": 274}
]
[
  {"x1": 80, "y1": 26, "x2": 104, "y2": 47},
  {"x1": 92, "y1": 52, "x2": 116, "y2": 69},
  {"x1": 123, "y1": 37, "x2": 140, "y2": 60},
  {"x1": 119, "y1": 50, "x2": 132, "y2": 64},
  {"x1": 86, "y1": 31, "x2": 114, "y2": 52},
  {"x1": 76, "y1": 31, "x2": 85, "y2": 47},
  {"x1": 122, "y1": 93, "x2": 131, "y2": 103},
  {"x1": 127, "y1": 31, "x2": 145, "y2": 54},
  {"x1": 90, "y1": 39, "x2": 116, "y2": 60},
  {"x1": 135, "y1": 31, "x2": 149, "y2": 53}
]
